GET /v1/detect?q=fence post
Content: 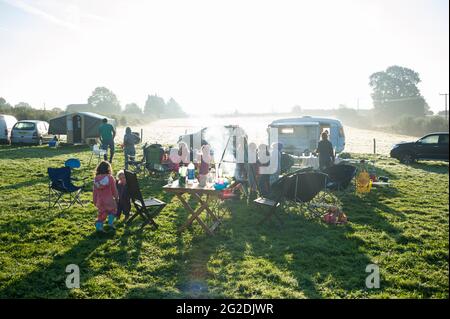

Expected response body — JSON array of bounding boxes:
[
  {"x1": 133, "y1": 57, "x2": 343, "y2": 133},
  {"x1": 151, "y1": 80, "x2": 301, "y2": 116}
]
[
  {"x1": 373, "y1": 138, "x2": 376, "y2": 154},
  {"x1": 141, "y1": 128, "x2": 143, "y2": 142}
]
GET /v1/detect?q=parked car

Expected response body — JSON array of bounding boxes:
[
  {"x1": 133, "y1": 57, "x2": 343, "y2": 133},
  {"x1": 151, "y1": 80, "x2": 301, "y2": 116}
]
[
  {"x1": 11, "y1": 120, "x2": 53, "y2": 145},
  {"x1": 0, "y1": 114, "x2": 18, "y2": 144},
  {"x1": 390, "y1": 132, "x2": 449, "y2": 164}
]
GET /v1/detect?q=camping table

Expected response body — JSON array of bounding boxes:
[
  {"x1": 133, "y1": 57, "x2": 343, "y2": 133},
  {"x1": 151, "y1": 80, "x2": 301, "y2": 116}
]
[{"x1": 162, "y1": 180, "x2": 226, "y2": 235}]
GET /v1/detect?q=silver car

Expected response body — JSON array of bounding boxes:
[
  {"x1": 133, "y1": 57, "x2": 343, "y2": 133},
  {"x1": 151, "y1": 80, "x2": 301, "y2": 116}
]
[{"x1": 11, "y1": 120, "x2": 53, "y2": 145}]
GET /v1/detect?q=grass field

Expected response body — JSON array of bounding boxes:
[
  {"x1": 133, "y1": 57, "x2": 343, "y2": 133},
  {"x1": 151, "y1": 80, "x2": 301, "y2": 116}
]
[{"x1": 0, "y1": 144, "x2": 448, "y2": 298}]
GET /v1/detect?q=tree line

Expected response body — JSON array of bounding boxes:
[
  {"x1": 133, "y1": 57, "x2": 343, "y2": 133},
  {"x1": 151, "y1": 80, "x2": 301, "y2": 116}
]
[
  {"x1": 0, "y1": 87, "x2": 186, "y2": 125},
  {"x1": 289, "y1": 65, "x2": 448, "y2": 137}
]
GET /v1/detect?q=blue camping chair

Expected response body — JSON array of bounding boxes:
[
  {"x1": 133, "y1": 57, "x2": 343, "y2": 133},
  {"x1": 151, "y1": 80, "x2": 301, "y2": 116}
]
[
  {"x1": 64, "y1": 158, "x2": 81, "y2": 169},
  {"x1": 47, "y1": 167, "x2": 85, "y2": 209}
]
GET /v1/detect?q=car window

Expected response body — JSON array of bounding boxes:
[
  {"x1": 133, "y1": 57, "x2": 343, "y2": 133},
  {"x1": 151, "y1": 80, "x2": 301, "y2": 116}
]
[
  {"x1": 439, "y1": 134, "x2": 449, "y2": 144},
  {"x1": 418, "y1": 135, "x2": 439, "y2": 144},
  {"x1": 14, "y1": 122, "x2": 36, "y2": 130}
]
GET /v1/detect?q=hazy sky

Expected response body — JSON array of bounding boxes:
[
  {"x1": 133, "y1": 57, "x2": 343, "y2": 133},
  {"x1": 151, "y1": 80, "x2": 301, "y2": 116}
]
[{"x1": 0, "y1": 0, "x2": 448, "y2": 114}]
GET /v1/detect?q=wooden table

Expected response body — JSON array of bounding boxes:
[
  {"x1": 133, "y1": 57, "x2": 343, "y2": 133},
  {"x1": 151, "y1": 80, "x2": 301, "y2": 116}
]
[{"x1": 163, "y1": 180, "x2": 226, "y2": 235}]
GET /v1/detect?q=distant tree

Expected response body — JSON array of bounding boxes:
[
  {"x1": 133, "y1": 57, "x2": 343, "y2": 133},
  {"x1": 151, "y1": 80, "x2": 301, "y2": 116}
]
[
  {"x1": 87, "y1": 87, "x2": 121, "y2": 114},
  {"x1": 0, "y1": 97, "x2": 12, "y2": 111},
  {"x1": 124, "y1": 103, "x2": 142, "y2": 114},
  {"x1": 66, "y1": 104, "x2": 93, "y2": 113},
  {"x1": 144, "y1": 94, "x2": 165, "y2": 117},
  {"x1": 51, "y1": 107, "x2": 64, "y2": 113},
  {"x1": 165, "y1": 97, "x2": 185, "y2": 117},
  {"x1": 369, "y1": 66, "x2": 429, "y2": 122},
  {"x1": 14, "y1": 102, "x2": 32, "y2": 109},
  {"x1": 291, "y1": 105, "x2": 302, "y2": 114}
]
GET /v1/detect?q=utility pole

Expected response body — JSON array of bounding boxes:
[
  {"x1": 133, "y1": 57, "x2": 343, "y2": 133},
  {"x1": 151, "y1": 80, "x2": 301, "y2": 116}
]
[{"x1": 439, "y1": 93, "x2": 448, "y2": 121}]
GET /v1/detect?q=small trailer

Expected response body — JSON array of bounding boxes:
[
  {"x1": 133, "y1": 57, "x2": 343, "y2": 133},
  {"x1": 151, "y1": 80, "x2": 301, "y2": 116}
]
[
  {"x1": 48, "y1": 112, "x2": 116, "y2": 145},
  {"x1": 268, "y1": 116, "x2": 346, "y2": 156}
]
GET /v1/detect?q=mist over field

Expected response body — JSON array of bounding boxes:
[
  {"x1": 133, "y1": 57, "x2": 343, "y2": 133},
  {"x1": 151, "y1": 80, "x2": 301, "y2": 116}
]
[{"x1": 116, "y1": 115, "x2": 417, "y2": 155}]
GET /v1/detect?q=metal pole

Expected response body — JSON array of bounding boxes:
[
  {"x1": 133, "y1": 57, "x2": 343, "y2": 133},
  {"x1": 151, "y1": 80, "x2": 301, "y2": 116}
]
[
  {"x1": 141, "y1": 128, "x2": 143, "y2": 142},
  {"x1": 439, "y1": 93, "x2": 448, "y2": 121},
  {"x1": 373, "y1": 138, "x2": 376, "y2": 154}
]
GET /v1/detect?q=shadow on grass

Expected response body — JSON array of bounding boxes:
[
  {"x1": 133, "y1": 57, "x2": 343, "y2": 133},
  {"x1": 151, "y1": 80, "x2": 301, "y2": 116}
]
[
  {"x1": 0, "y1": 144, "x2": 90, "y2": 160},
  {"x1": 0, "y1": 232, "x2": 110, "y2": 298},
  {"x1": 410, "y1": 161, "x2": 449, "y2": 174},
  {"x1": 161, "y1": 164, "x2": 406, "y2": 299},
  {"x1": 0, "y1": 176, "x2": 48, "y2": 191}
]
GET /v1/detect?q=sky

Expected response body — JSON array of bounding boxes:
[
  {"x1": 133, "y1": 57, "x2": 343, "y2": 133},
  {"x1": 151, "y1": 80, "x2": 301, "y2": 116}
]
[{"x1": 0, "y1": 0, "x2": 448, "y2": 114}]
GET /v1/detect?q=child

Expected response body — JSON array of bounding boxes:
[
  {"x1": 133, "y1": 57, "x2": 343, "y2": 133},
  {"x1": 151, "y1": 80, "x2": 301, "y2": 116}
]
[
  {"x1": 116, "y1": 170, "x2": 131, "y2": 221},
  {"x1": 93, "y1": 161, "x2": 118, "y2": 232}
]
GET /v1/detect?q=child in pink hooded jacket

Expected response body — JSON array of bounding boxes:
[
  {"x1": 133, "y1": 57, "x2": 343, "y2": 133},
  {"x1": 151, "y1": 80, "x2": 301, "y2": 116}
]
[{"x1": 93, "y1": 161, "x2": 118, "y2": 232}]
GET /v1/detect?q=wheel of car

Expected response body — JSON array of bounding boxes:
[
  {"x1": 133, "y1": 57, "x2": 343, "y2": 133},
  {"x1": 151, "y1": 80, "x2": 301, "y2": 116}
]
[
  {"x1": 38, "y1": 137, "x2": 43, "y2": 146},
  {"x1": 400, "y1": 153, "x2": 415, "y2": 164}
]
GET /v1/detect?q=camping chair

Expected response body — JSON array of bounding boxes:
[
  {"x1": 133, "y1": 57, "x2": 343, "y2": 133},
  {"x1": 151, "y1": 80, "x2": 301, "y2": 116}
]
[
  {"x1": 88, "y1": 144, "x2": 106, "y2": 166},
  {"x1": 144, "y1": 143, "x2": 167, "y2": 176},
  {"x1": 322, "y1": 164, "x2": 357, "y2": 191},
  {"x1": 47, "y1": 167, "x2": 85, "y2": 210},
  {"x1": 126, "y1": 143, "x2": 147, "y2": 177},
  {"x1": 254, "y1": 170, "x2": 329, "y2": 225},
  {"x1": 124, "y1": 170, "x2": 166, "y2": 230}
]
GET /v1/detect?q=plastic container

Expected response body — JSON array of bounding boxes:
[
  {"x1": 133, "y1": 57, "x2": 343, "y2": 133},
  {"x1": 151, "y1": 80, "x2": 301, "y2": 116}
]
[{"x1": 187, "y1": 162, "x2": 195, "y2": 184}]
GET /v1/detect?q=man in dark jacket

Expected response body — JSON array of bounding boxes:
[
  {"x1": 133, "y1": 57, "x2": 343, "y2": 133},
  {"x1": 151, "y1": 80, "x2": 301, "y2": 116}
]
[{"x1": 316, "y1": 132, "x2": 335, "y2": 170}]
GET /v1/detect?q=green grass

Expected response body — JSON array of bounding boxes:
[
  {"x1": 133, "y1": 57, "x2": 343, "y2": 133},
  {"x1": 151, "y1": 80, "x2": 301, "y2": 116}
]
[{"x1": 0, "y1": 144, "x2": 448, "y2": 298}]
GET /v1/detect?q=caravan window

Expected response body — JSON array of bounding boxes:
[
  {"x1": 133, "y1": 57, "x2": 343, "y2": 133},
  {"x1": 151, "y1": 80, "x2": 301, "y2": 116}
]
[{"x1": 280, "y1": 127, "x2": 294, "y2": 134}]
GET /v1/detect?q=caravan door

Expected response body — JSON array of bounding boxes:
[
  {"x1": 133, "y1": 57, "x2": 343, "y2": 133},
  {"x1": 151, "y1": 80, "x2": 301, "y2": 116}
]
[{"x1": 72, "y1": 115, "x2": 82, "y2": 143}]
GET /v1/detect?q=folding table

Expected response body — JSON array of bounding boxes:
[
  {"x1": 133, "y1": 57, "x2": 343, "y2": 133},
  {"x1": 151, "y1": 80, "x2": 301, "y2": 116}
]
[{"x1": 163, "y1": 180, "x2": 225, "y2": 235}]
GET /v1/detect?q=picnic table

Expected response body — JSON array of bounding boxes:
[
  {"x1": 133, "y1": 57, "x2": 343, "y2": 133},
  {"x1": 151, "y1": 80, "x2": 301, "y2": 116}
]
[{"x1": 162, "y1": 180, "x2": 226, "y2": 235}]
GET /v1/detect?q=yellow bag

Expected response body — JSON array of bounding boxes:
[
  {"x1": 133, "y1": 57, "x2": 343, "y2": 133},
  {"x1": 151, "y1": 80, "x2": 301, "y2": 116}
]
[{"x1": 356, "y1": 170, "x2": 372, "y2": 194}]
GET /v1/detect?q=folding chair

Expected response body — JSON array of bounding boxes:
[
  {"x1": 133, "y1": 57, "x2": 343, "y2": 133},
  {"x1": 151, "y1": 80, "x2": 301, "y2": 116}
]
[
  {"x1": 126, "y1": 143, "x2": 147, "y2": 177},
  {"x1": 88, "y1": 144, "x2": 106, "y2": 166},
  {"x1": 47, "y1": 167, "x2": 85, "y2": 210},
  {"x1": 322, "y1": 164, "x2": 357, "y2": 191},
  {"x1": 124, "y1": 170, "x2": 166, "y2": 230},
  {"x1": 144, "y1": 143, "x2": 167, "y2": 176},
  {"x1": 254, "y1": 170, "x2": 329, "y2": 225}
]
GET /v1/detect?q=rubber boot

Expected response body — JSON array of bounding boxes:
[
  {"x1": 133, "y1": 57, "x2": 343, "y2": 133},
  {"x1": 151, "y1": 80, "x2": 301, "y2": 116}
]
[
  {"x1": 95, "y1": 221, "x2": 105, "y2": 233},
  {"x1": 108, "y1": 214, "x2": 116, "y2": 230}
]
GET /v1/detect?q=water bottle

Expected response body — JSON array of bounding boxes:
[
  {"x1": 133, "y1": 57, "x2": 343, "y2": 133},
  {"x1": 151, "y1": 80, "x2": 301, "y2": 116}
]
[
  {"x1": 178, "y1": 166, "x2": 187, "y2": 186},
  {"x1": 187, "y1": 162, "x2": 195, "y2": 184}
]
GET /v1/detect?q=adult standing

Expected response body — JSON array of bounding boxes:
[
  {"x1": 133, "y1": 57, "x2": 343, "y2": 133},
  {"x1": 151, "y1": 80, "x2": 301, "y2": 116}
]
[
  {"x1": 316, "y1": 132, "x2": 335, "y2": 170},
  {"x1": 99, "y1": 118, "x2": 116, "y2": 163},
  {"x1": 123, "y1": 127, "x2": 140, "y2": 170}
]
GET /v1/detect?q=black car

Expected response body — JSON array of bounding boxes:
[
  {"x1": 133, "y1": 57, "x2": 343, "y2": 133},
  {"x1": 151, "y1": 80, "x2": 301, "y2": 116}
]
[{"x1": 390, "y1": 132, "x2": 449, "y2": 164}]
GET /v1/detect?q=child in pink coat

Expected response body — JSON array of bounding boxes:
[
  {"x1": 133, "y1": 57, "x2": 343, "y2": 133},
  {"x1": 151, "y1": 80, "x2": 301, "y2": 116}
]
[{"x1": 93, "y1": 161, "x2": 118, "y2": 232}]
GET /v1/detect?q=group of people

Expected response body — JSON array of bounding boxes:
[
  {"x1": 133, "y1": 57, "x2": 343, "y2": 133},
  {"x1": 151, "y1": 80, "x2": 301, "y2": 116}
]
[
  {"x1": 97, "y1": 118, "x2": 140, "y2": 169},
  {"x1": 92, "y1": 161, "x2": 131, "y2": 232},
  {"x1": 91, "y1": 119, "x2": 336, "y2": 232}
]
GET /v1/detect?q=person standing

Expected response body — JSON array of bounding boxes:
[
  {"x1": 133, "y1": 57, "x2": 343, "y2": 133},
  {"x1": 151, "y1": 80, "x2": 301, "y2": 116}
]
[
  {"x1": 99, "y1": 118, "x2": 116, "y2": 163},
  {"x1": 123, "y1": 127, "x2": 139, "y2": 170},
  {"x1": 316, "y1": 132, "x2": 335, "y2": 170}
]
